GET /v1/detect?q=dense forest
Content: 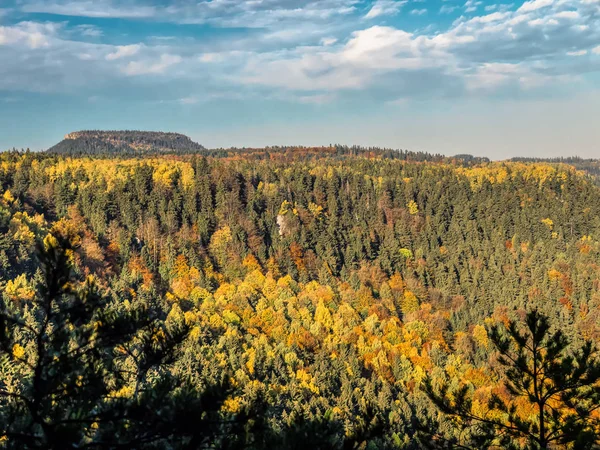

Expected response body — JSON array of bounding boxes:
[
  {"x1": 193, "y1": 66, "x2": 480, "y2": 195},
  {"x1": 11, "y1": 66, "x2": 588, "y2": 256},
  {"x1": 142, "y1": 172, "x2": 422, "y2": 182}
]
[{"x1": 1, "y1": 144, "x2": 599, "y2": 449}]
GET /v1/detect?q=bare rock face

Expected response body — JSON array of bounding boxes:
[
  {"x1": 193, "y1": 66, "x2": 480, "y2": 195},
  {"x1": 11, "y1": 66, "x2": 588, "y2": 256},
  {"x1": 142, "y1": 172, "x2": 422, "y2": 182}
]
[
  {"x1": 64, "y1": 132, "x2": 83, "y2": 140},
  {"x1": 276, "y1": 215, "x2": 287, "y2": 236}
]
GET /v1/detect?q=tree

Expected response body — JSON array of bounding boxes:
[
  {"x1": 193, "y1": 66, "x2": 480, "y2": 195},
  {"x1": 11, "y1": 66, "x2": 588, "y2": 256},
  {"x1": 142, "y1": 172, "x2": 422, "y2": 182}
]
[
  {"x1": 0, "y1": 230, "x2": 245, "y2": 449},
  {"x1": 423, "y1": 310, "x2": 600, "y2": 449}
]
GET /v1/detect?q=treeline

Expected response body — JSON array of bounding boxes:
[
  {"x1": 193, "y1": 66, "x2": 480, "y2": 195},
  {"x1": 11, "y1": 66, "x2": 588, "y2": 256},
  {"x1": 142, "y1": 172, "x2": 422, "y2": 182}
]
[
  {"x1": 1, "y1": 149, "x2": 600, "y2": 448},
  {"x1": 44, "y1": 132, "x2": 491, "y2": 164},
  {"x1": 512, "y1": 156, "x2": 600, "y2": 179},
  {"x1": 200, "y1": 145, "x2": 457, "y2": 163}
]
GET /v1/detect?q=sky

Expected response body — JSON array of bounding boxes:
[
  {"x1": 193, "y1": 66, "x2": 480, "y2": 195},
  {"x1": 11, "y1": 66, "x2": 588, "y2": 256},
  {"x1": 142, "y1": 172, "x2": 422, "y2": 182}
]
[{"x1": 0, "y1": 0, "x2": 599, "y2": 158}]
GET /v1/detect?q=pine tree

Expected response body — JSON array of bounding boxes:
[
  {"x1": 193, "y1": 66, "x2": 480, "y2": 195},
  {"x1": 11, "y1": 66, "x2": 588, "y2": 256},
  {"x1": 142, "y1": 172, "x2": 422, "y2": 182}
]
[
  {"x1": 0, "y1": 230, "x2": 247, "y2": 449},
  {"x1": 423, "y1": 310, "x2": 600, "y2": 449}
]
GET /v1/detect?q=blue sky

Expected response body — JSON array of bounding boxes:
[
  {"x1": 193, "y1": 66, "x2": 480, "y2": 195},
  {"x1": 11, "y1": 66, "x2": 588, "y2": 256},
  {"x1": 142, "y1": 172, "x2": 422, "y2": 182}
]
[{"x1": 1, "y1": 0, "x2": 599, "y2": 158}]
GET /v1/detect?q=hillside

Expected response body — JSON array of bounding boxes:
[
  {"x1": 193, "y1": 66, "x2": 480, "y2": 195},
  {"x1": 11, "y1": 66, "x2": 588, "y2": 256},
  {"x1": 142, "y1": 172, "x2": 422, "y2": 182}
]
[
  {"x1": 1, "y1": 150, "x2": 600, "y2": 448},
  {"x1": 47, "y1": 130, "x2": 205, "y2": 155}
]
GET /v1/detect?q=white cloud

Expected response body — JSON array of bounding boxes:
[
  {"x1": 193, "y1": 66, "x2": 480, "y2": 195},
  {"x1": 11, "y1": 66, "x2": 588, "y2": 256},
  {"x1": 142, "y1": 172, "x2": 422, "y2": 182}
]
[
  {"x1": 1, "y1": 0, "x2": 599, "y2": 105},
  {"x1": 239, "y1": 26, "x2": 449, "y2": 93},
  {"x1": 78, "y1": 53, "x2": 95, "y2": 60},
  {"x1": 0, "y1": 21, "x2": 59, "y2": 49},
  {"x1": 235, "y1": 0, "x2": 600, "y2": 101},
  {"x1": 19, "y1": 0, "x2": 360, "y2": 29},
  {"x1": 0, "y1": 24, "x2": 112, "y2": 92},
  {"x1": 553, "y1": 10, "x2": 579, "y2": 19},
  {"x1": 471, "y1": 11, "x2": 511, "y2": 23},
  {"x1": 518, "y1": 0, "x2": 554, "y2": 13},
  {"x1": 386, "y1": 97, "x2": 408, "y2": 106},
  {"x1": 411, "y1": 8, "x2": 427, "y2": 15},
  {"x1": 296, "y1": 93, "x2": 336, "y2": 104},
  {"x1": 465, "y1": 62, "x2": 523, "y2": 90},
  {"x1": 199, "y1": 53, "x2": 223, "y2": 63},
  {"x1": 464, "y1": 0, "x2": 482, "y2": 12},
  {"x1": 21, "y1": 1, "x2": 157, "y2": 18},
  {"x1": 567, "y1": 49, "x2": 587, "y2": 56},
  {"x1": 593, "y1": 45, "x2": 600, "y2": 54},
  {"x1": 440, "y1": 5, "x2": 459, "y2": 13},
  {"x1": 528, "y1": 17, "x2": 558, "y2": 25},
  {"x1": 106, "y1": 44, "x2": 142, "y2": 60},
  {"x1": 342, "y1": 27, "x2": 420, "y2": 67},
  {"x1": 73, "y1": 24, "x2": 103, "y2": 38},
  {"x1": 365, "y1": 0, "x2": 407, "y2": 18},
  {"x1": 122, "y1": 54, "x2": 183, "y2": 76},
  {"x1": 320, "y1": 37, "x2": 338, "y2": 46},
  {"x1": 179, "y1": 96, "x2": 199, "y2": 105}
]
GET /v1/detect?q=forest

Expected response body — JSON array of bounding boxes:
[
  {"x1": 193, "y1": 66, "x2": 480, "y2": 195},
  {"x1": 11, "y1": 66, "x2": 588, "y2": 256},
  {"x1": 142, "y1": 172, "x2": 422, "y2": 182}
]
[{"x1": 1, "y1": 144, "x2": 599, "y2": 449}]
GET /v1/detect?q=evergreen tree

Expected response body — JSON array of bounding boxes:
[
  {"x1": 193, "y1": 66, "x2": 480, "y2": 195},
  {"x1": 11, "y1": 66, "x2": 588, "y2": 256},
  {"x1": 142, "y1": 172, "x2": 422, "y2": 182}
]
[
  {"x1": 0, "y1": 230, "x2": 246, "y2": 449},
  {"x1": 423, "y1": 310, "x2": 600, "y2": 449}
]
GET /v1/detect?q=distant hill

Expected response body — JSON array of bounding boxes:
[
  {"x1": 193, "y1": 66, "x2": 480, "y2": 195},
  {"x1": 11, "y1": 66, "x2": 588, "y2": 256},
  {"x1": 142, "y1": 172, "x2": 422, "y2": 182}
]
[
  {"x1": 200, "y1": 145, "x2": 450, "y2": 162},
  {"x1": 44, "y1": 132, "x2": 494, "y2": 167},
  {"x1": 47, "y1": 130, "x2": 205, "y2": 155},
  {"x1": 197, "y1": 146, "x2": 491, "y2": 166}
]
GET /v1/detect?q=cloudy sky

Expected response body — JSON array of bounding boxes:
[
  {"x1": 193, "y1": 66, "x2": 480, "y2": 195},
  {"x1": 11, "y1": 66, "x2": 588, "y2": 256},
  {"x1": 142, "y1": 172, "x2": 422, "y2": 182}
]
[{"x1": 1, "y1": 0, "x2": 599, "y2": 158}]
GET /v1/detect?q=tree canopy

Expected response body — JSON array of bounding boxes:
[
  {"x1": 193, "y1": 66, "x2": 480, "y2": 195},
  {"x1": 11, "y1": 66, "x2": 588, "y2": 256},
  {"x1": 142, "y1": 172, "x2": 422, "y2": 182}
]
[{"x1": 1, "y1": 147, "x2": 599, "y2": 448}]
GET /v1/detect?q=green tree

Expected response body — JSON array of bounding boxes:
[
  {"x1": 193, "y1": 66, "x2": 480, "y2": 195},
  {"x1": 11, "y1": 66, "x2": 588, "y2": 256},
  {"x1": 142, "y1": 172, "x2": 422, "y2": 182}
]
[
  {"x1": 423, "y1": 310, "x2": 600, "y2": 449},
  {"x1": 0, "y1": 231, "x2": 244, "y2": 449}
]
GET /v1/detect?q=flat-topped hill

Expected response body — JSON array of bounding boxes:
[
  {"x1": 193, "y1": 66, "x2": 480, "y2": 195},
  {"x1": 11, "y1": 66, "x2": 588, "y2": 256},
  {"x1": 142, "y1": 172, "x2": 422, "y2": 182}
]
[{"x1": 47, "y1": 130, "x2": 205, "y2": 155}]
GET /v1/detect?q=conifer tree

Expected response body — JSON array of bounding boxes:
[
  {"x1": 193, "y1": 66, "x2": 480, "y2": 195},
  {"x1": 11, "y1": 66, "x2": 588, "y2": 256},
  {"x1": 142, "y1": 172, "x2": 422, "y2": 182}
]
[
  {"x1": 0, "y1": 230, "x2": 246, "y2": 449},
  {"x1": 423, "y1": 310, "x2": 600, "y2": 449}
]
